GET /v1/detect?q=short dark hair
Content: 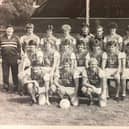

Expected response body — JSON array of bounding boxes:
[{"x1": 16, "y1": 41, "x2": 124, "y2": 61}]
[
  {"x1": 96, "y1": 25, "x2": 103, "y2": 30},
  {"x1": 81, "y1": 22, "x2": 89, "y2": 28},
  {"x1": 109, "y1": 22, "x2": 118, "y2": 29},
  {"x1": 76, "y1": 39, "x2": 85, "y2": 48},
  {"x1": 47, "y1": 24, "x2": 54, "y2": 31},
  {"x1": 6, "y1": 24, "x2": 14, "y2": 28}
]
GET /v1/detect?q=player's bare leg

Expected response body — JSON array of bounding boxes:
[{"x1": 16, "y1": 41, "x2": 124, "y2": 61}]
[
  {"x1": 27, "y1": 83, "x2": 37, "y2": 104},
  {"x1": 72, "y1": 78, "x2": 79, "y2": 106},
  {"x1": 115, "y1": 79, "x2": 121, "y2": 101},
  {"x1": 121, "y1": 79, "x2": 126, "y2": 100},
  {"x1": 99, "y1": 78, "x2": 107, "y2": 107},
  {"x1": 44, "y1": 79, "x2": 51, "y2": 105},
  {"x1": 105, "y1": 79, "x2": 110, "y2": 99}
]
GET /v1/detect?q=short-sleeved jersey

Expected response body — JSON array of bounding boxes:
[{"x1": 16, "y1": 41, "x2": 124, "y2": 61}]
[
  {"x1": 60, "y1": 35, "x2": 76, "y2": 51},
  {"x1": 102, "y1": 52, "x2": 122, "y2": 68},
  {"x1": 86, "y1": 67, "x2": 104, "y2": 88},
  {"x1": 104, "y1": 34, "x2": 123, "y2": 51},
  {"x1": 56, "y1": 69, "x2": 74, "y2": 87},
  {"x1": 60, "y1": 51, "x2": 76, "y2": 67},
  {"x1": 20, "y1": 34, "x2": 40, "y2": 51},
  {"x1": 94, "y1": 35, "x2": 105, "y2": 51},
  {"x1": 77, "y1": 33, "x2": 94, "y2": 50},
  {"x1": 75, "y1": 51, "x2": 90, "y2": 67},
  {"x1": 41, "y1": 35, "x2": 60, "y2": 51}
]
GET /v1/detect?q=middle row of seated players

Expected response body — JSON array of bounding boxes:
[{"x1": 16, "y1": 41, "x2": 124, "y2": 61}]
[{"x1": 18, "y1": 34, "x2": 129, "y2": 108}]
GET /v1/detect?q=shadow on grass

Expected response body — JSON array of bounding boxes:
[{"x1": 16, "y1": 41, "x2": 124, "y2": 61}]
[{"x1": 7, "y1": 96, "x2": 31, "y2": 105}]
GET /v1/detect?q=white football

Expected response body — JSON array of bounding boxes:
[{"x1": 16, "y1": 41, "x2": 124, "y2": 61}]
[{"x1": 59, "y1": 99, "x2": 71, "y2": 109}]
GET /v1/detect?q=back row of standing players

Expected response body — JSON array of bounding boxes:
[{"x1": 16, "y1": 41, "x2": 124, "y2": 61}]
[{"x1": 2, "y1": 22, "x2": 129, "y2": 108}]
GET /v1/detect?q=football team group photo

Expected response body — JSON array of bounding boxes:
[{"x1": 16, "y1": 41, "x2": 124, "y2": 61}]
[{"x1": 1, "y1": 0, "x2": 129, "y2": 126}]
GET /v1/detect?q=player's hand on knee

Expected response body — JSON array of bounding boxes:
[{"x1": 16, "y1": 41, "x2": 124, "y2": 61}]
[
  {"x1": 59, "y1": 86, "x2": 66, "y2": 95},
  {"x1": 113, "y1": 72, "x2": 120, "y2": 79},
  {"x1": 50, "y1": 84, "x2": 57, "y2": 93},
  {"x1": 33, "y1": 80, "x2": 39, "y2": 88},
  {"x1": 81, "y1": 86, "x2": 87, "y2": 93}
]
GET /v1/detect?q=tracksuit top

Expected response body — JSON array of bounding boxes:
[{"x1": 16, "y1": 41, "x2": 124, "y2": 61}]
[{"x1": 0, "y1": 34, "x2": 21, "y2": 63}]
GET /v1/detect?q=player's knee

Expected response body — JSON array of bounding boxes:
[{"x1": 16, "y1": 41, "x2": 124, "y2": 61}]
[
  {"x1": 73, "y1": 70, "x2": 80, "y2": 79},
  {"x1": 50, "y1": 84, "x2": 57, "y2": 93},
  {"x1": 27, "y1": 83, "x2": 34, "y2": 93},
  {"x1": 44, "y1": 73, "x2": 50, "y2": 81},
  {"x1": 114, "y1": 73, "x2": 120, "y2": 80},
  {"x1": 81, "y1": 86, "x2": 87, "y2": 94},
  {"x1": 18, "y1": 73, "x2": 23, "y2": 80},
  {"x1": 121, "y1": 74, "x2": 126, "y2": 80}
]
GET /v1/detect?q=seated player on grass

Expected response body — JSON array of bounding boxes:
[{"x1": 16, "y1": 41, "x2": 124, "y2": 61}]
[
  {"x1": 102, "y1": 41, "x2": 122, "y2": 101},
  {"x1": 121, "y1": 42, "x2": 129, "y2": 100},
  {"x1": 81, "y1": 58, "x2": 107, "y2": 107},
  {"x1": 51, "y1": 62, "x2": 79, "y2": 108}
]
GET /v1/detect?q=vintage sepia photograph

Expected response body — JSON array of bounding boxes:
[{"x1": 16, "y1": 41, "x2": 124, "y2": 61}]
[{"x1": 0, "y1": 0, "x2": 129, "y2": 127}]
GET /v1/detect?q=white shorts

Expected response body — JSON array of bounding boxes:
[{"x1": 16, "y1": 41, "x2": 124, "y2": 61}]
[
  {"x1": 37, "y1": 87, "x2": 45, "y2": 94},
  {"x1": 50, "y1": 85, "x2": 75, "y2": 96},
  {"x1": 121, "y1": 69, "x2": 129, "y2": 79},
  {"x1": 58, "y1": 86, "x2": 75, "y2": 96},
  {"x1": 74, "y1": 67, "x2": 86, "y2": 78},
  {"x1": 84, "y1": 87, "x2": 102, "y2": 95},
  {"x1": 104, "y1": 68, "x2": 120, "y2": 79}
]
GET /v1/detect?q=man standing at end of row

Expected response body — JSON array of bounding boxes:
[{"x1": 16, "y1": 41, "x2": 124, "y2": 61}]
[{"x1": 0, "y1": 25, "x2": 21, "y2": 92}]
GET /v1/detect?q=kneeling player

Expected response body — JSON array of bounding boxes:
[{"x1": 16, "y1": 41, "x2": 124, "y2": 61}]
[
  {"x1": 26, "y1": 50, "x2": 51, "y2": 105},
  {"x1": 28, "y1": 38, "x2": 60, "y2": 105},
  {"x1": 52, "y1": 62, "x2": 79, "y2": 108},
  {"x1": 102, "y1": 41, "x2": 122, "y2": 100},
  {"x1": 81, "y1": 58, "x2": 107, "y2": 107}
]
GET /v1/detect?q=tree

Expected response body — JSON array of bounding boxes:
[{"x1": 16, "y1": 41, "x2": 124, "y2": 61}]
[{"x1": 0, "y1": 0, "x2": 40, "y2": 25}]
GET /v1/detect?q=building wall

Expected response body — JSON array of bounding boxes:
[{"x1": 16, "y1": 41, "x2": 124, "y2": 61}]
[{"x1": 90, "y1": 0, "x2": 129, "y2": 17}]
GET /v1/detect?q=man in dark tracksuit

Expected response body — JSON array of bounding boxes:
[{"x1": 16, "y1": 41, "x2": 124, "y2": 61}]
[{"x1": 0, "y1": 25, "x2": 21, "y2": 92}]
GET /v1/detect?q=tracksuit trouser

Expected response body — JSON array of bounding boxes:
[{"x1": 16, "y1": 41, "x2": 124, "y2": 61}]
[{"x1": 2, "y1": 60, "x2": 18, "y2": 89}]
